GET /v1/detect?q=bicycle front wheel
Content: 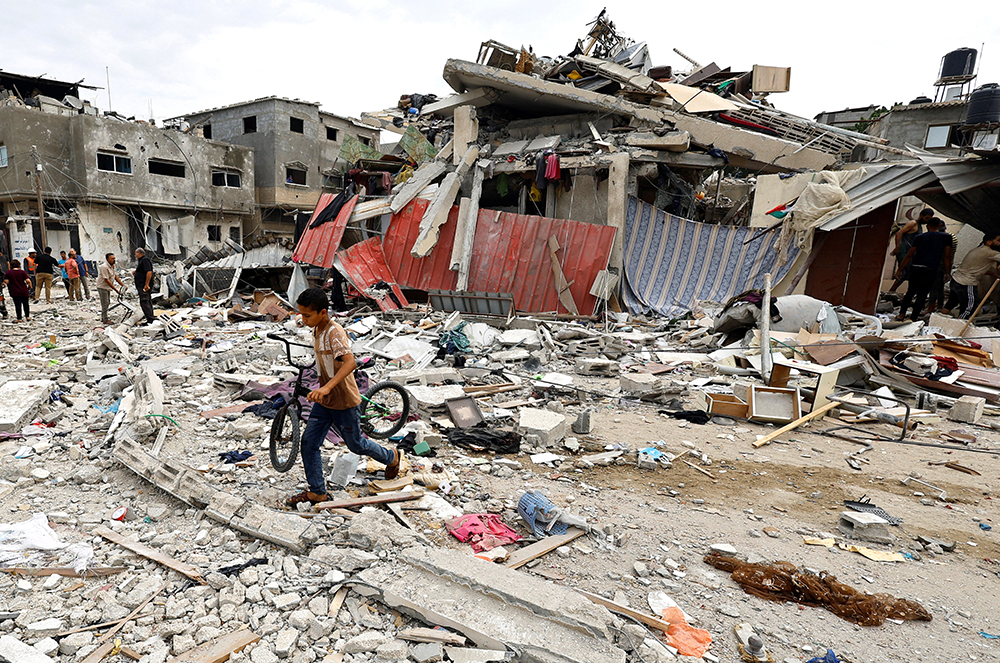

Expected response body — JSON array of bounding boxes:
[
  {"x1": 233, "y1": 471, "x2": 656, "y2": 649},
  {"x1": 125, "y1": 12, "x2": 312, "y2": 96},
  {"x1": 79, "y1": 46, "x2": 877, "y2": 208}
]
[
  {"x1": 269, "y1": 400, "x2": 301, "y2": 472},
  {"x1": 361, "y1": 381, "x2": 410, "y2": 439}
]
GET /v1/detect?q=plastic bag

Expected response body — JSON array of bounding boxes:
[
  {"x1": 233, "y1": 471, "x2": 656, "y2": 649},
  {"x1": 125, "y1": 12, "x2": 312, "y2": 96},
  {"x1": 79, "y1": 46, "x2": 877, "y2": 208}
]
[
  {"x1": 665, "y1": 622, "x2": 712, "y2": 658},
  {"x1": 0, "y1": 513, "x2": 67, "y2": 562},
  {"x1": 286, "y1": 264, "x2": 308, "y2": 309}
]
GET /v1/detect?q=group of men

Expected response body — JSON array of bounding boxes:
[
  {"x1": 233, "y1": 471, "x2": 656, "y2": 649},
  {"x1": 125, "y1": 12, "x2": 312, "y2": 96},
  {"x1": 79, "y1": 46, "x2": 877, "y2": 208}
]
[
  {"x1": 892, "y1": 208, "x2": 1000, "y2": 321},
  {"x1": 2, "y1": 247, "x2": 156, "y2": 326}
]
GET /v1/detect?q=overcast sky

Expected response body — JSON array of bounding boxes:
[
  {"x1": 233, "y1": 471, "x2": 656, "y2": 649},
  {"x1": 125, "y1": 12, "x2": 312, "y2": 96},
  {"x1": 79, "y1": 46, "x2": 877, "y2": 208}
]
[{"x1": 7, "y1": 1, "x2": 1000, "y2": 129}]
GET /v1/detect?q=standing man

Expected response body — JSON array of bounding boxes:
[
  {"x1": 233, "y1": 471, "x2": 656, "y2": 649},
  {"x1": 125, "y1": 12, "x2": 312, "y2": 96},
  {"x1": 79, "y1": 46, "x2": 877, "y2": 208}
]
[
  {"x1": 74, "y1": 251, "x2": 92, "y2": 300},
  {"x1": 896, "y1": 217, "x2": 953, "y2": 321},
  {"x1": 25, "y1": 251, "x2": 37, "y2": 300},
  {"x1": 65, "y1": 249, "x2": 82, "y2": 301},
  {"x1": 943, "y1": 234, "x2": 1000, "y2": 319},
  {"x1": 133, "y1": 248, "x2": 155, "y2": 325},
  {"x1": 96, "y1": 253, "x2": 125, "y2": 324},
  {"x1": 889, "y1": 208, "x2": 934, "y2": 293},
  {"x1": 58, "y1": 251, "x2": 73, "y2": 300},
  {"x1": 32, "y1": 247, "x2": 59, "y2": 304},
  {"x1": 285, "y1": 287, "x2": 401, "y2": 506}
]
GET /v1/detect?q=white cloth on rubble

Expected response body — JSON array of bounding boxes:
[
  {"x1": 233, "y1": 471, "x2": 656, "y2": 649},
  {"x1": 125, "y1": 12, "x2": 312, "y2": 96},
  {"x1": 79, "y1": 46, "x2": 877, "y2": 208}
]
[{"x1": 777, "y1": 168, "x2": 866, "y2": 266}]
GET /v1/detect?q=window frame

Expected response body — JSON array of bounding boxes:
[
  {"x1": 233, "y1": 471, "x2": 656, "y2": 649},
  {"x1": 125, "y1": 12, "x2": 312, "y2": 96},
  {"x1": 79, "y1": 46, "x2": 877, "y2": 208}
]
[
  {"x1": 0, "y1": 145, "x2": 7, "y2": 168},
  {"x1": 97, "y1": 152, "x2": 132, "y2": 174},
  {"x1": 207, "y1": 225, "x2": 222, "y2": 242},
  {"x1": 326, "y1": 126, "x2": 338, "y2": 141},
  {"x1": 925, "y1": 124, "x2": 952, "y2": 149},
  {"x1": 211, "y1": 169, "x2": 242, "y2": 188},
  {"x1": 243, "y1": 116, "x2": 257, "y2": 134},
  {"x1": 285, "y1": 167, "x2": 307, "y2": 186},
  {"x1": 290, "y1": 117, "x2": 304, "y2": 134},
  {"x1": 147, "y1": 158, "x2": 186, "y2": 178}
]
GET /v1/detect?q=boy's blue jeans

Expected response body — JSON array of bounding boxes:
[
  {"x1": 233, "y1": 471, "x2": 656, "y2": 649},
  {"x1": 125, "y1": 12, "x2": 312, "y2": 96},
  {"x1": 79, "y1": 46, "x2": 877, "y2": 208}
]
[{"x1": 300, "y1": 403, "x2": 394, "y2": 493}]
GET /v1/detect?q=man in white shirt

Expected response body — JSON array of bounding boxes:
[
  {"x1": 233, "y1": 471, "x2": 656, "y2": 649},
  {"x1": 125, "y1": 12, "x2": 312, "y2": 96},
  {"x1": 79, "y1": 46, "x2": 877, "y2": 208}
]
[{"x1": 96, "y1": 253, "x2": 125, "y2": 325}]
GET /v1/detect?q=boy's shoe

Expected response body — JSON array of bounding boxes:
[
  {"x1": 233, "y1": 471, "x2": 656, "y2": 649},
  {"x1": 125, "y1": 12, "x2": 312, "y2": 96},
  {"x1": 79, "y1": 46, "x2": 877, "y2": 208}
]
[
  {"x1": 384, "y1": 449, "x2": 402, "y2": 480},
  {"x1": 285, "y1": 490, "x2": 329, "y2": 507}
]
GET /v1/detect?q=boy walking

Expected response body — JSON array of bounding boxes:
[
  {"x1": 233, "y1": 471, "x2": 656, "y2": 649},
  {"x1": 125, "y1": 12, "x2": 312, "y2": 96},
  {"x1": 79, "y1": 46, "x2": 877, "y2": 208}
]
[{"x1": 286, "y1": 287, "x2": 401, "y2": 506}]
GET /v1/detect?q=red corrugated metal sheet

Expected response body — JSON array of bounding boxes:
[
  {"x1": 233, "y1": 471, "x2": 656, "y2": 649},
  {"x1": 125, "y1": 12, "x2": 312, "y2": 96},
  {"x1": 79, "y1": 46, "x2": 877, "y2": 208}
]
[
  {"x1": 337, "y1": 237, "x2": 408, "y2": 311},
  {"x1": 291, "y1": 194, "x2": 358, "y2": 268},
  {"x1": 383, "y1": 200, "x2": 617, "y2": 315}
]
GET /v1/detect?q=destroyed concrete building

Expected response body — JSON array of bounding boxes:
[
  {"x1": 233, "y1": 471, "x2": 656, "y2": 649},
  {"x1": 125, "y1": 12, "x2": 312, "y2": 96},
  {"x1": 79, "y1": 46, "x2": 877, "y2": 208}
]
[
  {"x1": 169, "y1": 98, "x2": 381, "y2": 240},
  {"x1": 0, "y1": 71, "x2": 255, "y2": 265}
]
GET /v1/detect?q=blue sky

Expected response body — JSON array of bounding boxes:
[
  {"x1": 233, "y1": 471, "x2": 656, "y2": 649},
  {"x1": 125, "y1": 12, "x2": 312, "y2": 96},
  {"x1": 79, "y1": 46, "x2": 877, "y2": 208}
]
[{"x1": 6, "y1": 1, "x2": 1000, "y2": 126}]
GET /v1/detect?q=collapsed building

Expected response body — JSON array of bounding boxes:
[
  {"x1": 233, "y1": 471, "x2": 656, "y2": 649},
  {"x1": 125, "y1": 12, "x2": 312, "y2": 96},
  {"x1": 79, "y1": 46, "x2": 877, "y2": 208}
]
[{"x1": 0, "y1": 71, "x2": 255, "y2": 266}]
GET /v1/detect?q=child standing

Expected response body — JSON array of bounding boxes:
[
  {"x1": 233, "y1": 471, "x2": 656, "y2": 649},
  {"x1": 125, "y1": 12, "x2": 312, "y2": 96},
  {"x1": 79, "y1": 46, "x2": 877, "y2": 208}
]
[{"x1": 286, "y1": 287, "x2": 401, "y2": 506}]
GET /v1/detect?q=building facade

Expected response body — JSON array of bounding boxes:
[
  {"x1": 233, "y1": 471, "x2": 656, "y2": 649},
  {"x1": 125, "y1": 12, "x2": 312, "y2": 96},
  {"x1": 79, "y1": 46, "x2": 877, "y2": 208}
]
[
  {"x1": 170, "y1": 98, "x2": 380, "y2": 238},
  {"x1": 0, "y1": 94, "x2": 254, "y2": 265}
]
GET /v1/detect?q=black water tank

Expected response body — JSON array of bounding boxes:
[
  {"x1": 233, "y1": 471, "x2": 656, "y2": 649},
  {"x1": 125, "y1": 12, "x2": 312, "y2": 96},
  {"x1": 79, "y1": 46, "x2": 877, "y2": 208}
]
[
  {"x1": 966, "y1": 83, "x2": 1000, "y2": 125},
  {"x1": 910, "y1": 95, "x2": 932, "y2": 105},
  {"x1": 941, "y1": 48, "x2": 977, "y2": 78}
]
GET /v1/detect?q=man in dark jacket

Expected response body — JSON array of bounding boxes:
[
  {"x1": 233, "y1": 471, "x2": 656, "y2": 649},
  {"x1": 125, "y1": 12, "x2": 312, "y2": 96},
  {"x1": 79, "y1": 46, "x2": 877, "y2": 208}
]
[
  {"x1": 895, "y1": 217, "x2": 953, "y2": 321},
  {"x1": 133, "y1": 248, "x2": 155, "y2": 324}
]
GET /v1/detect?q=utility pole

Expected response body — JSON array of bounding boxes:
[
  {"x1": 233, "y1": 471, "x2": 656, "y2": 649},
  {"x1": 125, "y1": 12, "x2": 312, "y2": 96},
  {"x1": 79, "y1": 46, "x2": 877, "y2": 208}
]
[{"x1": 30, "y1": 146, "x2": 47, "y2": 249}]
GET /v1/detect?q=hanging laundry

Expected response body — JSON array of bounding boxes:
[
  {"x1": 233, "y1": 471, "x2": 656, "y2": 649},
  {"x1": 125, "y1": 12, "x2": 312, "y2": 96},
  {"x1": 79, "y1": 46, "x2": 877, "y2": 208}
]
[
  {"x1": 497, "y1": 172, "x2": 510, "y2": 198},
  {"x1": 560, "y1": 168, "x2": 573, "y2": 192},
  {"x1": 529, "y1": 183, "x2": 543, "y2": 202},
  {"x1": 534, "y1": 153, "x2": 547, "y2": 189},
  {"x1": 544, "y1": 153, "x2": 561, "y2": 181}
]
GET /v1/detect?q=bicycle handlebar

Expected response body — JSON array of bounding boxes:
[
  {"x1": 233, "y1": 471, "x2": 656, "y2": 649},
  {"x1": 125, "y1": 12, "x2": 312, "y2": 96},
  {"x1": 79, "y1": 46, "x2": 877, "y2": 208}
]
[{"x1": 265, "y1": 333, "x2": 315, "y2": 369}]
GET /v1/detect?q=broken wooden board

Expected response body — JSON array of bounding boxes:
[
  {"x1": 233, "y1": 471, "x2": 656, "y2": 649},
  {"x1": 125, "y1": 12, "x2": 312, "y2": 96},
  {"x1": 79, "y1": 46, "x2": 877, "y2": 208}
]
[
  {"x1": 329, "y1": 586, "x2": 349, "y2": 619},
  {"x1": 397, "y1": 627, "x2": 467, "y2": 646},
  {"x1": 95, "y1": 526, "x2": 206, "y2": 584},
  {"x1": 200, "y1": 402, "x2": 260, "y2": 418},
  {"x1": 547, "y1": 236, "x2": 580, "y2": 315},
  {"x1": 390, "y1": 161, "x2": 449, "y2": 214},
  {"x1": 0, "y1": 566, "x2": 125, "y2": 577},
  {"x1": 753, "y1": 400, "x2": 842, "y2": 448},
  {"x1": 79, "y1": 581, "x2": 170, "y2": 663},
  {"x1": 166, "y1": 628, "x2": 260, "y2": 663},
  {"x1": 313, "y1": 489, "x2": 425, "y2": 511},
  {"x1": 505, "y1": 528, "x2": 586, "y2": 569},
  {"x1": 576, "y1": 589, "x2": 672, "y2": 633}
]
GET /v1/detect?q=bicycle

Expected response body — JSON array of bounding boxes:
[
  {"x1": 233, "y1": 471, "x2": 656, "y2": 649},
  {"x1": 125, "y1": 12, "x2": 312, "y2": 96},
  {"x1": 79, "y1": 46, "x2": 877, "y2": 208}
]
[{"x1": 265, "y1": 332, "x2": 411, "y2": 472}]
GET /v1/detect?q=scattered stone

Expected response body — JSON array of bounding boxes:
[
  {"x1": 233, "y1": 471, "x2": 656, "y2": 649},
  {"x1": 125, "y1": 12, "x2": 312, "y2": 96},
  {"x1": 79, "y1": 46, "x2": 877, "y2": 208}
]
[{"x1": 411, "y1": 641, "x2": 444, "y2": 663}]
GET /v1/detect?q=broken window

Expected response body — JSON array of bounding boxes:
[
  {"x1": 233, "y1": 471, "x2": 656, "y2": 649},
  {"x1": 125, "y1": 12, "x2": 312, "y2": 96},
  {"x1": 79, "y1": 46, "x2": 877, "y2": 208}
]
[
  {"x1": 211, "y1": 170, "x2": 242, "y2": 188},
  {"x1": 202, "y1": 123, "x2": 212, "y2": 139},
  {"x1": 243, "y1": 116, "x2": 257, "y2": 134},
  {"x1": 323, "y1": 173, "x2": 343, "y2": 189},
  {"x1": 925, "y1": 125, "x2": 952, "y2": 149},
  {"x1": 97, "y1": 152, "x2": 132, "y2": 174},
  {"x1": 0, "y1": 145, "x2": 6, "y2": 168},
  {"x1": 286, "y1": 167, "x2": 307, "y2": 186},
  {"x1": 229, "y1": 226, "x2": 241, "y2": 243},
  {"x1": 148, "y1": 159, "x2": 186, "y2": 178},
  {"x1": 290, "y1": 117, "x2": 304, "y2": 134},
  {"x1": 207, "y1": 225, "x2": 222, "y2": 241},
  {"x1": 326, "y1": 126, "x2": 338, "y2": 141},
  {"x1": 358, "y1": 136, "x2": 372, "y2": 147}
]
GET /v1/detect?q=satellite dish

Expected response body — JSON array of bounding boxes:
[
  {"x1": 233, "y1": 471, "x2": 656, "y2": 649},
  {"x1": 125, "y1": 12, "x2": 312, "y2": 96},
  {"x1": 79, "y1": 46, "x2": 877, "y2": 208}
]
[{"x1": 63, "y1": 95, "x2": 83, "y2": 110}]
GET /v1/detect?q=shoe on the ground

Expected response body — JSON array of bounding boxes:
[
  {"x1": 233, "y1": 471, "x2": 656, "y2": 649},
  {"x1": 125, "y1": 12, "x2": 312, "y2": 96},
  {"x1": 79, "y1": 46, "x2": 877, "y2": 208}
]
[
  {"x1": 284, "y1": 490, "x2": 329, "y2": 507},
  {"x1": 384, "y1": 449, "x2": 402, "y2": 480}
]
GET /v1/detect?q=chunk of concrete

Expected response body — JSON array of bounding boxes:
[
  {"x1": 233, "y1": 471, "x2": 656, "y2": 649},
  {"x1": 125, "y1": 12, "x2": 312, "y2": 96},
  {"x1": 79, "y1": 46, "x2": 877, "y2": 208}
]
[
  {"x1": 443, "y1": 647, "x2": 507, "y2": 663},
  {"x1": 0, "y1": 635, "x2": 54, "y2": 663},
  {"x1": 358, "y1": 545, "x2": 625, "y2": 663},
  {"x1": 411, "y1": 641, "x2": 444, "y2": 663},
  {"x1": 572, "y1": 410, "x2": 594, "y2": 435},
  {"x1": 948, "y1": 395, "x2": 985, "y2": 424},
  {"x1": 344, "y1": 631, "x2": 390, "y2": 654},
  {"x1": 0, "y1": 380, "x2": 55, "y2": 432},
  {"x1": 575, "y1": 358, "x2": 620, "y2": 376},
  {"x1": 518, "y1": 408, "x2": 567, "y2": 447},
  {"x1": 837, "y1": 511, "x2": 893, "y2": 545}
]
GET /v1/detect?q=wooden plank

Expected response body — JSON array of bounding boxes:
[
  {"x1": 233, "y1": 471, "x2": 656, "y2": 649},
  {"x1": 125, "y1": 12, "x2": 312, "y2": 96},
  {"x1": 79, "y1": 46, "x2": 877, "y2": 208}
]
[
  {"x1": 121, "y1": 647, "x2": 142, "y2": 661},
  {"x1": 328, "y1": 586, "x2": 349, "y2": 618},
  {"x1": 314, "y1": 489, "x2": 424, "y2": 511},
  {"x1": 805, "y1": 340, "x2": 857, "y2": 366},
  {"x1": 505, "y1": 528, "x2": 585, "y2": 569},
  {"x1": 167, "y1": 628, "x2": 260, "y2": 663},
  {"x1": 0, "y1": 566, "x2": 125, "y2": 577},
  {"x1": 80, "y1": 641, "x2": 116, "y2": 663},
  {"x1": 681, "y1": 460, "x2": 717, "y2": 481},
  {"x1": 95, "y1": 527, "x2": 205, "y2": 584},
  {"x1": 576, "y1": 589, "x2": 672, "y2": 633},
  {"x1": 397, "y1": 627, "x2": 467, "y2": 646},
  {"x1": 752, "y1": 400, "x2": 841, "y2": 448},
  {"x1": 548, "y1": 236, "x2": 580, "y2": 315}
]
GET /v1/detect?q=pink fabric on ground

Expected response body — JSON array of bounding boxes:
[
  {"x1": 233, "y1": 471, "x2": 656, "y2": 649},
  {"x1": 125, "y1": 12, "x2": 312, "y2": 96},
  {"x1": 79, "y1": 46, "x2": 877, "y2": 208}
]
[{"x1": 447, "y1": 514, "x2": 522, "y2": 552}]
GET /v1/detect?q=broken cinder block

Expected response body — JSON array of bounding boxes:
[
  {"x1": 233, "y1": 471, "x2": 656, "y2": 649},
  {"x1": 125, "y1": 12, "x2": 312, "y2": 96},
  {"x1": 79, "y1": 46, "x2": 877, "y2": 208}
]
[
  {"x1": 517, "y1": 407, "x2": 567, "y2": 447},
  {"x1": 837, "y1": 511, "x2": 893, "y2": 545},
  {"x1": 575, "y1": 358, "x2": 620, "y2": 376},
  {"x1": 948, "y1": 395, "x2": 985, "y2": 424}
]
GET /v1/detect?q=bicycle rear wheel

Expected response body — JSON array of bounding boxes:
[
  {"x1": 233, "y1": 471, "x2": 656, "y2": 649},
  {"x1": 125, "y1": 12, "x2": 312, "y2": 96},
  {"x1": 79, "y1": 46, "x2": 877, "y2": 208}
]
[
  {"x1": 361, "y1": 381, "x2": 410, "y2": 439},
  {"x1": 269, "y1": 401, "x2": 301, "y2": 472}
]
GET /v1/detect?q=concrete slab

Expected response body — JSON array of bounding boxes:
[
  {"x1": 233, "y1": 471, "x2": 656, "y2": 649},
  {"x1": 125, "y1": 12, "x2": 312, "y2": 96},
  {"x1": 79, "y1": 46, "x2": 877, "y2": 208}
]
[
  {"x1": 0, "y1": 634, "x2": 54, "y2": 663},
  {"x1": 358, "y1": 545, "x2": 625, "y2": 663},
  {"x1": 838, "y1": 511, "x2": 893, "y2": 545},
  {"x1": 518, "y1": 408, "x2": 567, "y2": 447},
  {"x1": 0, "y1": 380, "x2": 55, "y2": 432}
]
